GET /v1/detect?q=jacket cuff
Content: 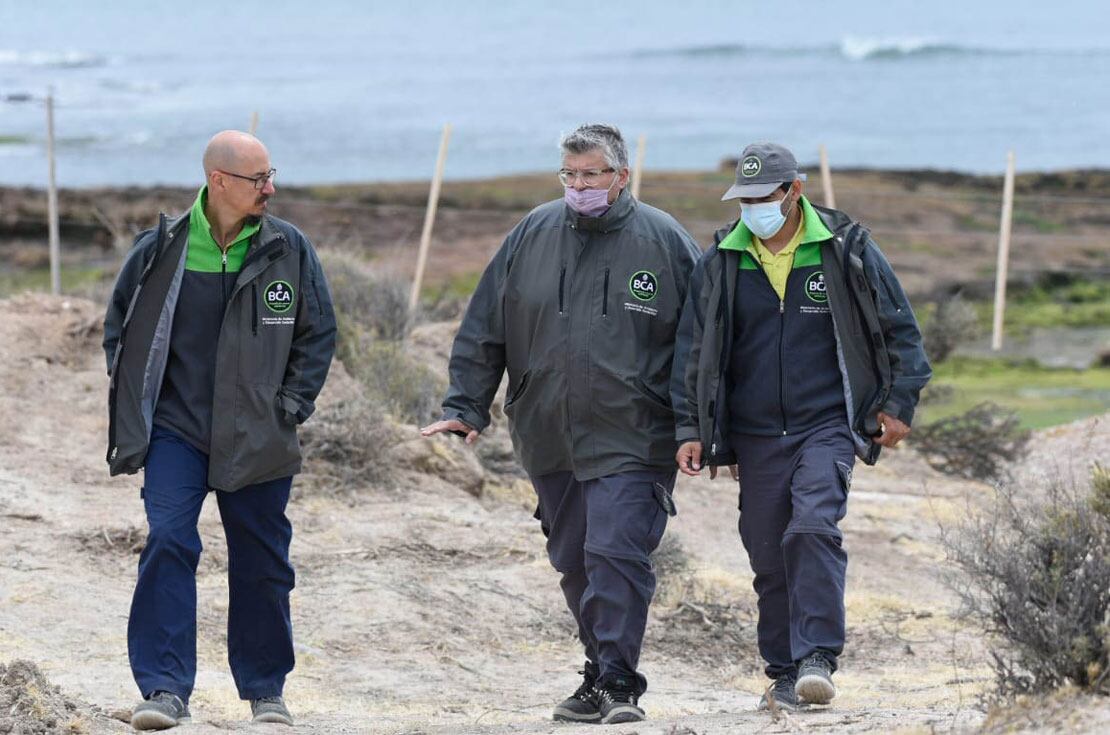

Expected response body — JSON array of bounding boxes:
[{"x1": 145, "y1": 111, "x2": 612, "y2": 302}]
[
  {"x1": 442, "y1": 407, "x2": 486, "y2": 433},
  {"x1": 881, "y1": 398, "x2": 914, "y2": 427},
  {"x1": 675, "y1": 425, "x2": 701, "y2": 443}
]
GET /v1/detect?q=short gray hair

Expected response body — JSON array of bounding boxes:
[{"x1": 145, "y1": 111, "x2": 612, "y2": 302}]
[{"x1": 559, "y1": 124, "x2": 629, "y2": 170}]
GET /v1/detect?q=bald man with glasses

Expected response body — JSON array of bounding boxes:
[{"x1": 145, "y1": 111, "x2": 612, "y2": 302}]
[{"x1": 103, "y1": 130, "x2": 336, "y2": 730}]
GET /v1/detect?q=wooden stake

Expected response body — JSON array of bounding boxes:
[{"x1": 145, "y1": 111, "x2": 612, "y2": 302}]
[
  {"x1": 409, "y1": 123, "x2": 452, "y2": 313},
  {"x1": 249, "y1": 111, "x2": 259, "y2": 135},
  {"x1": 630, "y1": 134, "x2": 647, "y2": 200},
  {"x1": 991, "y1": 151, "x2": 1016, "y2": 351},
  {"x1": 819, "y1": 144, "x2": 835, "y2": 208},
  {"x1": 45, "y1": 89, "x2": 61, "y2": 296}
]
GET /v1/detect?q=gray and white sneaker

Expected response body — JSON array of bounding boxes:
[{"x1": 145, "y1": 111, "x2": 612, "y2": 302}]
[
  {"x1": 596, "y1": 678, "x2": 645, "y2": 724},
  {"x1": 795, "y1": 653, "x2": 836, "y2": 705},
  {"x1": 251, "y1": 695, "x2": 294, "y2": 726},
  {"x1": 553, "y1": 662, "x2": 601, "y2": 723},
  {"x1": 130, "y1": 691, "x2": 191, "y2": 731},
  {"x1": 758, "y1": 671, "x2": 801, "y2": 712}
]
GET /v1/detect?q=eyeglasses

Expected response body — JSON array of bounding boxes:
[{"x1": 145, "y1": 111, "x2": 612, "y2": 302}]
[
  {"x1": 221, "y1": 168, "x2": 277, "y2": 190},
  {"x1": 558, "y1": 167, "x2": 615, "y2": 187}
]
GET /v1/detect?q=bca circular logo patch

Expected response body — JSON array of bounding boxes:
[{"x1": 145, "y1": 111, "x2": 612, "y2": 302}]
[
  {"x1": 264, "y1": 280, "x2": 295, "y2": 313},
  {"x1": 805, "y1": 271, "x2": 828, "y2": 303},
  {"x1": 741, "y1": 155, "x2": 762, "y2": 177},
  {"x1": 629, "y1": 270, "x2": 659, "y2": 302}
]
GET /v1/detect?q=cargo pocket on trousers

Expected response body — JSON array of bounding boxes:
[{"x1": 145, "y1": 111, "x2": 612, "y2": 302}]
[
  {"x1": 653, "y1": 481, "x2": 677, "y2": 517},
  {"x1": 835, "y1": 460, "x2": 853, "y2": 495}
]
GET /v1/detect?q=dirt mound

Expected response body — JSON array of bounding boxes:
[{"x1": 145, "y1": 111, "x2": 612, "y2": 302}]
[
  {"x1": 0, "y1": 294, "x2": 102, "y2": 370},
  {"x1": 0, "y1": 659, "x2": 119, "y2": 735}
]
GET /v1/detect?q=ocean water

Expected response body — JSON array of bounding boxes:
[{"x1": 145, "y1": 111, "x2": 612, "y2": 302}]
[{"x1": 1, "y1": 0, "x2": 1108, "y2": 187}]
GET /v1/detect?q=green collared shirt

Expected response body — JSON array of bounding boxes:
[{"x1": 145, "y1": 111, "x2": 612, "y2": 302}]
[
  {"x1": 718, "y1": 195, "x2": 834, "y2": 301},
  {"x1": 186, "y1": 186, "x2": 260, "y2": 272}
]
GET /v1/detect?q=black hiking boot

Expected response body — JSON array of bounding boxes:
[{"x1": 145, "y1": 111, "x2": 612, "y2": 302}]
[
  {"x1": 552, "y1": 661, "x2": 601, "y2": 723},
  {"x1": 795, "y1": 652, "x2": 836, "y2": 705},
  {"x1": 757, "y1": 671, "x2": 801, "y2": 713},
  {"x1": 595, "y1": 676, "x2": 645, "y2": 724},
  {"x1": 130, "y1": 691, "x2": 190, "y2": 731},
  {"x1": 251, "y1": 695, "x2": 294, "y2": 726}
]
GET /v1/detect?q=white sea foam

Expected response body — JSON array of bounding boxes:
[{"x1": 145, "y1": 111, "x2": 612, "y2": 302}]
[{"x1": 0, "y1": 49, "x2": 111, "y2": 69}]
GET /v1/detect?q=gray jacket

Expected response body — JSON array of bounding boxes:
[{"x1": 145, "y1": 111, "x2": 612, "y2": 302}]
[
  {"x1": 671, "y1": 205, "x2": 931, "y2": 466},
  {"x1": 441, "y1": 190, "x2": 701, "y2": 480},
  {"x1": 103, "y1": 212, "x2": 337, "y2": 491}
]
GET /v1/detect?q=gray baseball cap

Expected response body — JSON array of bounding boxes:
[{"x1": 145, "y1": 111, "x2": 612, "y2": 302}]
[{"x1": 721, "y1": 142, "x2": 807, "y2": 200}]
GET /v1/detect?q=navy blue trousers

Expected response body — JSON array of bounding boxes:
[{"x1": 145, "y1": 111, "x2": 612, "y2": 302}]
[
  {"x1": 531, "y1": 469, "x2": 673, "y2": 695},
  {"x1": 730, "y1": 420, "x2": 855, "y2": 679},
  {"x1": 128, "y1": 426, "x2": 295, "y2": 703}
]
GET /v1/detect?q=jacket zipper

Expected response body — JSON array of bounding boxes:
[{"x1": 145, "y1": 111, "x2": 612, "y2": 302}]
[
  {"x1": 778, "y1": 297, "x2": 787, "y2": 435},
  {"x1": 220, "y1": 248, "x2": 229, "y2": 311},
  {"x1": 558, "y1": 264, "x2": 566, "y2": 313},
  {"x1": 602, "y1": 267, "x2": 610, "y2": 316}
]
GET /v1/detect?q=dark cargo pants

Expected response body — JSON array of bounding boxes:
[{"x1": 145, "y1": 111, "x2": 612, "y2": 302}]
[
  {"x1": 730, "y1": 420, "x2": 855, "y2": 678},
  {"x1": 531, "y1": 469, "x2": 674, "y2": 694}
]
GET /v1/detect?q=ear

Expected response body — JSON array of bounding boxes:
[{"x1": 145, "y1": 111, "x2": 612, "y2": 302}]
[{"x1": 616, "y1": 167, "x2": 631, "y2": 190}]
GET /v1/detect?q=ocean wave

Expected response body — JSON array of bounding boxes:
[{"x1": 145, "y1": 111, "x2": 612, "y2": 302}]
[
  {"x1": 631, "y1": 38, "x2": 1039, "y2": 61},
  {"x1": 631, "y1": 43, "x2": 751, "y2": 58},
  {"x1": 98, "y1": 78, "x2": 165, "y2": 94},
  {"x1": 837, "y1": 37, "x2": 1013, "y2": 60},
  {"x1": 0, "y1": 49, "x2": 111, "y2": 69}
]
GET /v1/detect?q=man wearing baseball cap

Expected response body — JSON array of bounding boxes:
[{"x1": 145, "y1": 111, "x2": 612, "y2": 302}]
[{"x1": 671, "y1": 143, "x2": 930, "y2": 711}]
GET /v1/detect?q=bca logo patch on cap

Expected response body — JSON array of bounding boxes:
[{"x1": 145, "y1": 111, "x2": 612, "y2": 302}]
[
  {"x1": 264, "y1": 280, "x2": 295, "y2": 313},
  {"x1": 629, "y1": 270, "x2": 658, "y2": 302},
  {"x1": 741, "y1": 155, "x2": 762, "y2": 177},
  {"x1": 805, "y1": 271, "x2": 828, "y2": 303}
]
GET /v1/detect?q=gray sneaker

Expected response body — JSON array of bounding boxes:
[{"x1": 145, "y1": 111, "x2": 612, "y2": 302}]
[
  {"x1": 596, "y1": 678, "x2": 645, "y2": 725},
  {"x1": 251, "y1": 696, "x2": 294, "y2": 726},
  {"x1": 553, "y1": 662, "x2": 601, "y2": 723},
  {"x1": 130, "y1": 691, "x2": 190, "y2": 730},
  {"x1": 758, "y1": 672, "x2": 801, "y2": 712},
  {"x1": 795, "y1": 653, "x2": 836, "y2": 705}
]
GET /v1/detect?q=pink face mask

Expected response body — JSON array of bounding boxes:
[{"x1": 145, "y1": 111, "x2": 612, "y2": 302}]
[{"x1": 564, "y1": 175, "x2": 618, "y2": 217}]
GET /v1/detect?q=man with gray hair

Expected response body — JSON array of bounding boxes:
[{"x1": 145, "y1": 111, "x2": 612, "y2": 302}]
[{"x1": 422, "y1": 123, "x2": 700, "y2": 724}]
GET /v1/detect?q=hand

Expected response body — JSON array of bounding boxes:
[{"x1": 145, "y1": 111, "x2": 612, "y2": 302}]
[
  {"x1": 711, "y1": 464, "x2": 739, "y2": 481},
  {"x1": 676, "y1": 441, "x2": 703, "y2": 477},
  {"x1": 873, "y1": 411, "x2": 910, "y2": 448},
  {"x1": 420, "y1": 418, "x2": 481, "y2": 445}
]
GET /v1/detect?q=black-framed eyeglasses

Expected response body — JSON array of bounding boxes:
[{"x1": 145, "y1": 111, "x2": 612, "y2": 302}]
[
  {"x1": 558, "y1": 167, "x2": 615, "y2": 187},
  {"x1": 221, "y1": 168, "x2": 277, "y2": 190}
]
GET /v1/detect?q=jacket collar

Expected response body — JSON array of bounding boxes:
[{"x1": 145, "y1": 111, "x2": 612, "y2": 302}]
[{"x1": 564, "y1": 188, "x2": 637, "y2": 233}]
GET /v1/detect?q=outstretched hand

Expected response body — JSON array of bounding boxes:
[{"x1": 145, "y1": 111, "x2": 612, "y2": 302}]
[{"x1": 420, "y1": 418, "x2": 481, "y2": 445}]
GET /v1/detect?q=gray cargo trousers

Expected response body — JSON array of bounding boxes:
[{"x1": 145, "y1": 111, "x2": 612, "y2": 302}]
[{"x1": 531, "y1": 468, "x2": 675, "y2": 695}]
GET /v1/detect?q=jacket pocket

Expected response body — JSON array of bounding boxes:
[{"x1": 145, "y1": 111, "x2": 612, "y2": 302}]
[
  {"x1": 558, "y1": 265, "x2": 567, "y2": 314},
  {"x1": 231, "y1": 383, "x2": 300, "y2": 484},
  {"x1": 602, "y1": 267, "x2": 610, "y2": 316},
  {"x1": 504, "y1": 370, "x2": 532, "y2": 410}
]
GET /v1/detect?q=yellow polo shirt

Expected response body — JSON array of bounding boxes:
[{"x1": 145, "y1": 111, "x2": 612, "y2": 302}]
[{"x1": 752, "y1": 217, "x2": 806, "y2": 301}]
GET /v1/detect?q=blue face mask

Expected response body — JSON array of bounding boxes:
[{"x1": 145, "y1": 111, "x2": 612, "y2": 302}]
[{"x1": 741, "y1": 193, "x2": 792, "y2": 239}]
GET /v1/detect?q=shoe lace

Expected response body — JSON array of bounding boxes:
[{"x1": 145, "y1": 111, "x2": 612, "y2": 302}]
[
  {"x1": 572, "y1": 671, "x2": 596, "y2": 701},
  {"x1": 802, "y1": 653, "x2": 832, "y2": 674},
  {"x1": 254, "y1": 696, "x2": 283, "y2": 706},
  {"x1": 596, "y1": 686, "x2": 635, "y2": 705},
  {"x1": 773, "y1": 674, "x2": 797, "y2": 697}
]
